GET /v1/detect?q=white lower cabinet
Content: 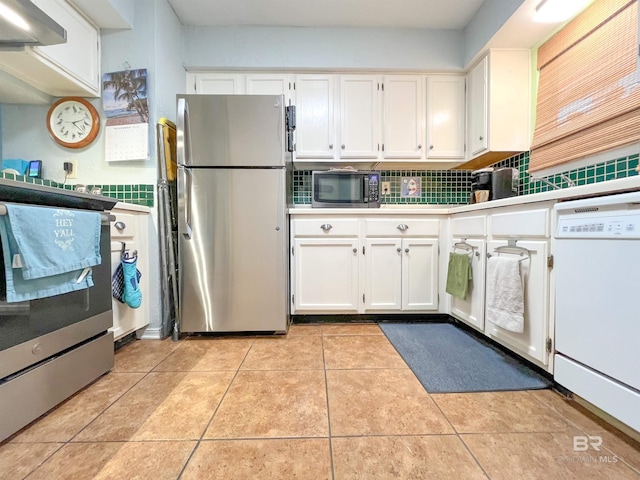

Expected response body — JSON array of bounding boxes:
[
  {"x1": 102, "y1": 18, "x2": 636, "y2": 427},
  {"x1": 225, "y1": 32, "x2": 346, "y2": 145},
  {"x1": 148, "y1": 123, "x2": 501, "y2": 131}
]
[
  {"x1": 446, "y1": 205, "x2": 553, "y2": 372},
  {"x1": 484, "y1": 239, "x2": 551, "y2": 367},
  {"x1": 292, "y1": 237, "x2": 360, "y2": 312},
  {"x1": 109, "y1": 205, "x2": 150, "y2": 341},
  {"x1": 291, "y1": 215, "x2": 440, "y2": 314},
  {"x1": 449, "y1": 237, "x2": 486, "y2": 331},
  {"x1": 364, "y1": 238, "x2": 438, "y2": 311}
]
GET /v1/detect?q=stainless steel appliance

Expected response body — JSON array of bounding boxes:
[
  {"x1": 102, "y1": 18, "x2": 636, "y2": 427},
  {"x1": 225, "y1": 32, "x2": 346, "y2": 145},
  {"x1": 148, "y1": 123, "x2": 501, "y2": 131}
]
[
  {"x1": 311, "y1": 170, "x2": 380, "y2": 208},
  {"x1": 176, "y1": 94, "x2": 293, "y2": 333},
  {"x1": 554, "y1": 192, "x2": 640, "y2": 433},
  {"x1": 0, "y1": 0, "x2": 66, "y2": 48},
  {"x1": 0, "y1": 179, "x2": 116, "y2": 441},
  {"x1": 470, "y1": 167, "x2": 493, "y2": 203},
  {"x1": 491, "y1": 167, "x2": 519, "y2": 199}
]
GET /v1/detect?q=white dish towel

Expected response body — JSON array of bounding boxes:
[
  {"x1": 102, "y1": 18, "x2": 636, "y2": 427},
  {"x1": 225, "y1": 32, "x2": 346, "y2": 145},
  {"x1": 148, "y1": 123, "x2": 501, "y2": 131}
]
[{"x1": 486, "y1": 255, "x2": 525, "y2": 333}]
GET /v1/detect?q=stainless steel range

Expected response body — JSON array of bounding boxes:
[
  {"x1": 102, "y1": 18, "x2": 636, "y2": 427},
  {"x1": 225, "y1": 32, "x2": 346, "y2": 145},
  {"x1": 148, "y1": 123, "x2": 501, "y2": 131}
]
[{"x1": 0, "y1": 179, "x2": 117, "y2": 441}]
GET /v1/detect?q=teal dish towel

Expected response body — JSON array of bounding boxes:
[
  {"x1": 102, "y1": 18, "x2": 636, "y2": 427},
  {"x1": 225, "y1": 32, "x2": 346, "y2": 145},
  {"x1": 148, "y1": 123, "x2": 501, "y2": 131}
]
[
  {"x1": 445, "y1": 252, "x2": 472, "y2": 300},
  {"x1": 0, "y1": 204, "x2": 101, "y2": 302}
]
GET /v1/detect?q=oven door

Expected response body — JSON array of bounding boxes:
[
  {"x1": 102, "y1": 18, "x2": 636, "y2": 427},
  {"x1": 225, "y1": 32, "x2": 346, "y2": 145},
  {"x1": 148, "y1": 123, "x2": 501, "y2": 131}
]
[{"x1": 0, "y1": 223, "x2": 112, "y2": 380}]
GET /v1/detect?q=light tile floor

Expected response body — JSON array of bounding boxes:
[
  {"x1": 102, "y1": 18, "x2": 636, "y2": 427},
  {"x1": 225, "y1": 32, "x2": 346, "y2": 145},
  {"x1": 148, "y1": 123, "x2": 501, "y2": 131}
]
[{"x1": 1, "y1": 323, "x2": 639, "y2": 479}]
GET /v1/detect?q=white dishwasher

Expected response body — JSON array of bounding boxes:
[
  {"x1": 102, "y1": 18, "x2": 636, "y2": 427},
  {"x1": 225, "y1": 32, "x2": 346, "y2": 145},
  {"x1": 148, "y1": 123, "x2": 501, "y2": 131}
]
[{"x1": 554, "y1": 190, "x2": 640, "y2": 433}]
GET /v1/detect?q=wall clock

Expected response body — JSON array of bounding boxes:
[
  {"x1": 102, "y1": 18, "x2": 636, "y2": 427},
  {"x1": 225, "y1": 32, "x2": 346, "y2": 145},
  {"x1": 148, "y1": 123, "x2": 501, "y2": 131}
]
[{"x1": 46, "y1": 97, "x2": 101, "y2": 149}]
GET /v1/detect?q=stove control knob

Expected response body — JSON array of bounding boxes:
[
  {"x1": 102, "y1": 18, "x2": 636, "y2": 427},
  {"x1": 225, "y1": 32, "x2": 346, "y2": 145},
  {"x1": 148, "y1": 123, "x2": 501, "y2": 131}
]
[{"x1": 32, "y1": 343, "x2": 42, "y2": 356}]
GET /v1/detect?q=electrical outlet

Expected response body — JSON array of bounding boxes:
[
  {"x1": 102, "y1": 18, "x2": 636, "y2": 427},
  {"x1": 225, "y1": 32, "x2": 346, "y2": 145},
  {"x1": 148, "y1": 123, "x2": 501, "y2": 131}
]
[
  {"x1": 64, "y1": 159, "x2": 77, "y2": 179},
  {"x1": 381, "y1": 181, "x2": 391, "y2": 195}
]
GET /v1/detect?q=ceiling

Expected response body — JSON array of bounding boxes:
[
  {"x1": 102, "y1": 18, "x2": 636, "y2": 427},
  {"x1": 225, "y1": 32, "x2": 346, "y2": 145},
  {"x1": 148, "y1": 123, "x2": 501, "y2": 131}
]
[{"x1": 166, "y1": 0, "x2": 487, "y2": 29}]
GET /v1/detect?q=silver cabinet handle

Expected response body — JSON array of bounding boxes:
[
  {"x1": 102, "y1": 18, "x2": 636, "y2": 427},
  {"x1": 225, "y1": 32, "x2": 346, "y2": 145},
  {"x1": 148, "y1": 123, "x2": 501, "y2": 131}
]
[
  {"x1": 114, "y1": 221, "x2": 126, "y2": 230},
  {"x1": 329, "y1": 144, "x2": 334, "y2": 149},
  {"x1": 479, "y1": 136, "x2": 484, "y2": 141},
  {"x1": 320, "y1": 224, "x2": 332, "y2": 231},
  {"x1": 397, "y1": 224, "x2": 409, "y2": 231},
  {"x1": 396, "y1": 247, "x2": 401, "y2": 252},
  {"x1": 429, "y1": 145, "x2": 434, "y2": 150},
  {"x1": 405, "y1": 248, "x2": 409, "y2": 253},
  {"x1": 353, "y1": 248, "x2": 357, "y2": 253},
  {"x1": 341, "y1": 144, "x2": 345, "y2": 149},
  {"x1": 417, "y1": 144, "x2": 422, "y2": 149}
]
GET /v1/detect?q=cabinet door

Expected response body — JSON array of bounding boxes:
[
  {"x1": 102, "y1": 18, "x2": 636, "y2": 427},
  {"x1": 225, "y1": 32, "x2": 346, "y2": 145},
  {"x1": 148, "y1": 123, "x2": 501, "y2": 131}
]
[
  {"x1": 383, "y1": 75, "x2": 424, "y2": 159},
  {"x1": 449, "y1": 238, "x2": 486, "y2": 331},
  {"x1": 295, "y1": 75, "x2": 336, "y2": 158},
  {"x1": 364, "y1": 238, "x2": 402, "y2": 311},
  {"x1": 485, "y1": 240, "x2": 550, "y2": 366},
  {"x1": 427, "y1": 76, "x2": 465, "y2": 159},
  {"x1": 340, "y1": 75, "x2": 380, "y2": 159},
  {"x1": 27, "y1": 0, "x2": 99, "y2": 95},
  {"x1": 188, "y1": 73, "x2": 244, "y2": 94},
  {"x1": 402, "y1": 238, "x2": 438, "y2": 311},
  {"x1": 293, "y1": 238, "x2": 359, "y2": 312},
  {"x1": 245, "y1": 73, "x2": 295, "y2": 104},
  {"x1": 467, "y1": 57, "x2": 488, "y2": 156}
]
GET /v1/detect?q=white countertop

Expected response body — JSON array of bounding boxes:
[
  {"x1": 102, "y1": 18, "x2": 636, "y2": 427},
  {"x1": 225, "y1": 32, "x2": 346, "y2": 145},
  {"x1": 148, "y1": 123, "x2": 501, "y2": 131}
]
[
  {"x1": 289, "y1": 176, "x2": 640, "y2": 215},
  {"x1": 111, "y1": 202, "x2": 151, "y2": 213}
]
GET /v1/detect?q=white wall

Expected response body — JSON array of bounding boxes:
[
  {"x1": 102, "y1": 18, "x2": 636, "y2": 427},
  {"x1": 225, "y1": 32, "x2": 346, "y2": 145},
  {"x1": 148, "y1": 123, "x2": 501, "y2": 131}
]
[
  {"x1": 184, "y1": 26, "x2": 465, "y2": 72},
  {"x1": 463, "y1": 0, "x2": 525, "y2": 67}
]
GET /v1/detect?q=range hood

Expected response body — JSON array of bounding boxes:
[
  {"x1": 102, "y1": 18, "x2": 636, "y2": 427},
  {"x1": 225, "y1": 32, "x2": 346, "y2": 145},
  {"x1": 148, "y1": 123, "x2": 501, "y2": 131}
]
[{"x1": 0, "y1": 0, "x2": 66, "y2": 49}]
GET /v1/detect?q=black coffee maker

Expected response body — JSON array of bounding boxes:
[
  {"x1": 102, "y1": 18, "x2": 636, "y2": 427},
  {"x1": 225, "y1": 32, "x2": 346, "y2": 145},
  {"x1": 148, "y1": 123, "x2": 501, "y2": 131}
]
[
  {"x1": 470, "y1": 167, "x2": 518, "y2": 203},
  {"x1": 470, "y1": 168, "x2": 493, "y2": 203}
]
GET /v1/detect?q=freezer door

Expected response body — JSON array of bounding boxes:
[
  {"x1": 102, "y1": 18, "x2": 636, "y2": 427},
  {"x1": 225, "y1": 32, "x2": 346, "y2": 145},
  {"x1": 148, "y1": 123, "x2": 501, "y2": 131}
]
[
  {"x1": 177, "y1": 94, "x2": 286, "y2": 167},
  {"x1": 178, "y1": 167, "x2": 289, "y2": 332}
]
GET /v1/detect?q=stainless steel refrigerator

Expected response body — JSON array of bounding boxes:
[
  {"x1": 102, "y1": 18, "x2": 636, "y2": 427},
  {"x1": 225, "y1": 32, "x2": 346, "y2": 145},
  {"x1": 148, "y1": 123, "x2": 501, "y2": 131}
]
[{"x1": 176, "y1": 94, "x2": 292, "y2": 333}]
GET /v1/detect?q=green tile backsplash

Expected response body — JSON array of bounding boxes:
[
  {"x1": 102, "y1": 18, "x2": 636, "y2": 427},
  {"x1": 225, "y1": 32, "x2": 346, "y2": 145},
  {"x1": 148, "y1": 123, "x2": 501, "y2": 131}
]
[
  {"x1": 0, "y1": 172, "x2": 155, "y2": 207},
  {"x1": 293, "y1": 151, "x2": 639, "y2": 205}
]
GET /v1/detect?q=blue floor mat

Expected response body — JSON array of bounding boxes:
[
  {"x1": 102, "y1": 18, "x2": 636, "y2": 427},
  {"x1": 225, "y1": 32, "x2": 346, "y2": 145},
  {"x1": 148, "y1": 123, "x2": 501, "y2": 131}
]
[{"x1": 379, "y1": 323, "x2": 552, "y2": 393}]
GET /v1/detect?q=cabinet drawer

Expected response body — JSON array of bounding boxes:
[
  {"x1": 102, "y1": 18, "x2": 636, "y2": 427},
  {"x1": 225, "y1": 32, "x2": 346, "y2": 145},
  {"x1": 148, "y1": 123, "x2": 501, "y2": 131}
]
[
  {"x1": 491, "y1": 208, "x2": 549, "y2": 237},
  {"x1": 292, "y1": 218, "x2": 359, "y2": 236},
  {"x1": 364, "y1": 219, "x2": 439, "y2": 237},
  {"x1": 110, "y1": 212, "x2": 137, "y2": 239},
  {"x1": 451, "y1": 215, "x2": 486, "y2": 237}
]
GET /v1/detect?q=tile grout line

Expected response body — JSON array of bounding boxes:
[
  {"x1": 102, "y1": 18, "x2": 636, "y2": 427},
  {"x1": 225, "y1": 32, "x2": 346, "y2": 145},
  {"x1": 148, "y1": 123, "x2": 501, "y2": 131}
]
[
  {"x1": 14, "y1": 339, "x2": 186, "y2": 479},
  {"x1": 321, "y1": 329, "x2": 336, "y2": 480},
  {"x1": 175, "y1": 337, "x2": 257, "y2": 480}
]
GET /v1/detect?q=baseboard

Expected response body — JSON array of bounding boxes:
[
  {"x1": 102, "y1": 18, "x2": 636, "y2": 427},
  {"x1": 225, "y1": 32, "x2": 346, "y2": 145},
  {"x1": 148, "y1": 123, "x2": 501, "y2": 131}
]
[
  {"x1": 137, "y1": 326, "x2": 164, "y2": 340},
  {"x1": 291, "y1": 313, "x2": 450, "y2": 324}
]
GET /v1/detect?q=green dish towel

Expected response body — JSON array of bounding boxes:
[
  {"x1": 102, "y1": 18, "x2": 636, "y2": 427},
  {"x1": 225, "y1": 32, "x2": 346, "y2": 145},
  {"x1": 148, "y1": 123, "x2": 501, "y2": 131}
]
[{"x1": 445, "y1": 252, "x2": 473, "y2": 300}]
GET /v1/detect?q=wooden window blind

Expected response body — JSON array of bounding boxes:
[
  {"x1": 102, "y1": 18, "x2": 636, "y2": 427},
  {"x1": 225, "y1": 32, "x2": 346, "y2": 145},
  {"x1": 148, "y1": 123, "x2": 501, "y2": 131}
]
[{"x1": 530, "y1": 0, "x2": 639, "y2": 172}]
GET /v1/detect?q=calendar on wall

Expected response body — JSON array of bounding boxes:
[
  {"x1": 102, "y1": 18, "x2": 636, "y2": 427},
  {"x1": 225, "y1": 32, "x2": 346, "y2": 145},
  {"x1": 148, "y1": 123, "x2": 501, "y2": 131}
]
[
  {"x1": 105, "y1": 123, "x2": 149, "y2": 162},
  {"x1": 102, "y1": 68, "x2": 150, "y2": 162}
]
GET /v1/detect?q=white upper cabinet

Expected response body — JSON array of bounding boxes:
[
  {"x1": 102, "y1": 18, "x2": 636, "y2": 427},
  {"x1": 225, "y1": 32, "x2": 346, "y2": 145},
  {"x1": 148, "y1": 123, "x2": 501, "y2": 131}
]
[
  {"x1": 245, "y1": 73, "x2": 296, "y2": 104},
  {"x1": 382, "y1": 75, "x2": 425, "y2": 159},
  {"x1": 0, "y1": 0, "x2": 100, "y2": 99},
  {"x1": 188, "y1": 72, "x2": 244, "y2": 94},
  {"x1": 467, "y1": 57, "x2": 488, "y2": 156},
  {"x1": 339, "y1": 75, "x2": 381, "y2": 159},
  {"x1": 466, "y1": 49, "x2": 531, "y2": 165},
  {"x1": 427, "y1": 76, "x2": 466, "y2": 159},
  {"x1": 295, "y1": 74, "x2": 336, "y2": 159}
]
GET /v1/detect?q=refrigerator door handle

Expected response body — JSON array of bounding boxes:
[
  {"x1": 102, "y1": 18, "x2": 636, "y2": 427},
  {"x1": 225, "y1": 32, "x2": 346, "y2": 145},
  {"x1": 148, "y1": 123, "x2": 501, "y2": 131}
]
[
  {"x1": 180, "y1": 167, "x2": 193, "y2": 239},
  {"x1": 177, "y1": 98, "x2": 190, "y2": 167}
]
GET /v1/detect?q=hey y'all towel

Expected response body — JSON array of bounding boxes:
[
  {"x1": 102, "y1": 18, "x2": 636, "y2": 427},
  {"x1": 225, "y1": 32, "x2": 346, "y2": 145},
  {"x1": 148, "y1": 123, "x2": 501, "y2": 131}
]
[
  {"x1": 485, "y1": 255, "x2": 524, "y2": 333},
  {"x1": 0, "y1": 204, "x2": 101, "y2": 302},
  {"x1": 3, "y1": 204, "x2": 101, "y2": 279}
]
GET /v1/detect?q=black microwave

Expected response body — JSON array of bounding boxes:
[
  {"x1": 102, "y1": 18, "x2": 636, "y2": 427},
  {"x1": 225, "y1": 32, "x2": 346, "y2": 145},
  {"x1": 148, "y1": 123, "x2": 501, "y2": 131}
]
[{"x1": 311, "y1": 170, "x2": 381, "y2": 208}]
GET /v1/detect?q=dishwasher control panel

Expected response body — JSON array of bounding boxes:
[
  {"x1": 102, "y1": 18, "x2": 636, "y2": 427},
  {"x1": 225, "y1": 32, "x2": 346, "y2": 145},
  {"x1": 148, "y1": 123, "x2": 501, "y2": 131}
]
[{"x1": 556, "y1": 211, "x2": 640, "y2": 238}]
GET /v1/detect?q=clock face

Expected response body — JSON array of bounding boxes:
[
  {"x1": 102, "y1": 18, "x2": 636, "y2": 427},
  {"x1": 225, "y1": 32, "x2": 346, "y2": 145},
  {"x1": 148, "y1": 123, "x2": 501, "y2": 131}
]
[{"x1": 47, "y1": 97, "x2": 100, "y2": 149}]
